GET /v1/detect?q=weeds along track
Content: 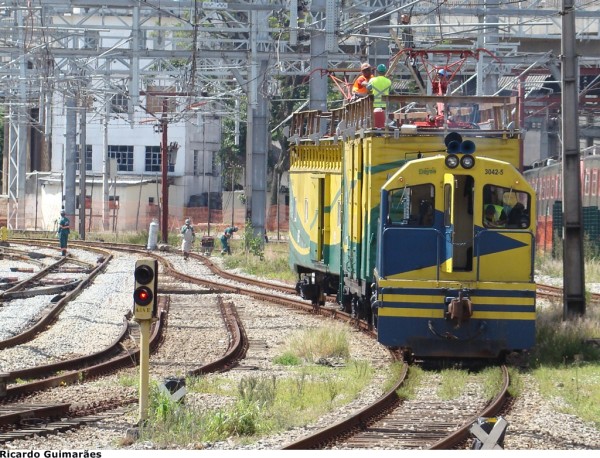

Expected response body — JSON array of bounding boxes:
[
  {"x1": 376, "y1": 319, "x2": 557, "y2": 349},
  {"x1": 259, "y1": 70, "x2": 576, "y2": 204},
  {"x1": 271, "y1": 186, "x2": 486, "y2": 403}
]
[
  {"x1": 8, "y1": 238, "x2": 513, "y2": 450},
  {"x1": 284, "y1": 365, "x2": 510, "y2": 450},
  {"x1": 0, "y1": 240, "x2": 252, "y2": 445}
]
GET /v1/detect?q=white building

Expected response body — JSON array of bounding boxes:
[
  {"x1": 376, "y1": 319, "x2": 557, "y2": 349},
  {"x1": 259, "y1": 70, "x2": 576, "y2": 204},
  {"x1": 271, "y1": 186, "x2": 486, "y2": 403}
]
[{"x1": 13, "y1": 9, "x2": 225, "y2": 233}]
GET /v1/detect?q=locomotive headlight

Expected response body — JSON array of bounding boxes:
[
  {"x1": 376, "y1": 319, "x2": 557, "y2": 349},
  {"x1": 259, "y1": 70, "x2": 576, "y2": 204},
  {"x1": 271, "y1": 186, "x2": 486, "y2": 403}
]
[
  {"x1": 445, "y1": 154, "x2": 459, "y2": 169},
  {"x1": 460, "y1": 155, "x2": 475, "y2": 169}
]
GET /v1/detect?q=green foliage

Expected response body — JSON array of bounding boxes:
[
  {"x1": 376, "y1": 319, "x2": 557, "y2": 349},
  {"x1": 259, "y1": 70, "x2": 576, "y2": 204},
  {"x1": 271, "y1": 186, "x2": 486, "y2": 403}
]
[
  {"x1": 395, "y1": 365, "x2": 423, "y2": 400},
  {"x1": 117, "y1": 374, "x2": 139, "y2": 388},
  {"x1": 536, "y1": 247, "x2": 600, "y2": 283},
  {"x1": 141, "y1": 358, "x2": 375, "y2": 446},
  {"x1": 478, "y1": 366, "x2": 518, "y2": 400},
  {"x1": 241, "y1": 219, "x2": 265, "y2": 260},
  {"x1": 205, "y1": 401, "x2": 264, "y2": 438},
  {"x1": 149, "y1": 383, "x2": 179, "y2": 423},
  {"x1": 505, "y1": 366, "x2": 524, "y2": 399},
  {"x1": 532, "y1": 301, "x2": 600, "y2": 366},
  {"x1": 218, "y1": 99, "x2": 247, "y2": 191},
  {"x1": 437, "y1": 368, "x2": 469, "y2": 400},
  {"x1": 279, "y1": 323, "x2": 351, "y2": 363},
  {"x1": 273, "y1": 352, "x2": 301, "y2": 366},
  {"x1": 535, "y1": 364, "x2": 600, "y2": 428},
  {"x1": 238, "y1": 376, "x2": 277, "y2": 408}
]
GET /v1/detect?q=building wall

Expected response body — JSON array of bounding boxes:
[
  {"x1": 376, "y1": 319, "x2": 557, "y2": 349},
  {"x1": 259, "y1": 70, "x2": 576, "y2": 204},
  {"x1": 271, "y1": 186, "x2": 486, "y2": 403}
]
[{"x1": 42, "y1": 92, "x2": 223, "y2": 232}]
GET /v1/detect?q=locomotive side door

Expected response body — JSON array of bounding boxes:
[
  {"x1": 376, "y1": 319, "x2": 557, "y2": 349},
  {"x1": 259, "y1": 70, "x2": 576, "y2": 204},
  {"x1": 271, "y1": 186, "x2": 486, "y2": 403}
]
[
  {"x1": 443, "y1": 173, "x2": 455, "y2": 273},
  {"x1": 310, "y1": 176, "x2": 325, "y2": 262}
]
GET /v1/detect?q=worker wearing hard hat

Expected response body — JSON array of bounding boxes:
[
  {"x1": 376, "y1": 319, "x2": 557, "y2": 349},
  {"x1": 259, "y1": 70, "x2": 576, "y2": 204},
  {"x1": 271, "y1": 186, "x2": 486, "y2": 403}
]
[
  {"x1": 367, "y1": 64, "x2": 392, "y2": 108},
  {"x1": 367, "y1": 64, "x2": 393, "y2": 128},
  {"x1": 433, "y1": 68, "x2": 449, "y2": 95},
  {"x1": 351, "y1": 62, "x2": 373, "y2": 99},
  {"x1": 180, "y1": 218, "x2": 196, "y2": 260}
]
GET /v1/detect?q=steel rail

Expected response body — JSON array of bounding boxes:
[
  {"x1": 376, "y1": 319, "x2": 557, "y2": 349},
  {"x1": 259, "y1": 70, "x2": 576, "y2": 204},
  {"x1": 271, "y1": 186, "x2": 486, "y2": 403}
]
[
  {"x1": 0, "y1": 250, "x2": 113, "y2": 350},
  {"x1": 2, "y1": 297, "x2": 169, "y2": 399},
  {"x1": 429, "y1": 365, "x2": 510, "y2": 450},
  {"x1": 283, "y1": 360, "x2": 408, "y2": 449}
]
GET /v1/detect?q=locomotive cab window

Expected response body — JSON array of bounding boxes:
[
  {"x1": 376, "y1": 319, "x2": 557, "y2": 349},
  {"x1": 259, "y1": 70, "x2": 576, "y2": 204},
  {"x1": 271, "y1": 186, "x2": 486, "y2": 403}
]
[
  {"x1": 387, "y1": 184, "x2": 434, "y2": 226},
  {"x1": 482, "y1": 185, "x2": 531, "y2": 229}
]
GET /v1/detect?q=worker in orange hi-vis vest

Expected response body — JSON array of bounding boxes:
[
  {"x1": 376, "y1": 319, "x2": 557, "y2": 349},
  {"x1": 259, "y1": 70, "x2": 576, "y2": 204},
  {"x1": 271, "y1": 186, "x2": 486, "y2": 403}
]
[{"x1": 351, "y1": 62, "x2": 373, "y2": 100}]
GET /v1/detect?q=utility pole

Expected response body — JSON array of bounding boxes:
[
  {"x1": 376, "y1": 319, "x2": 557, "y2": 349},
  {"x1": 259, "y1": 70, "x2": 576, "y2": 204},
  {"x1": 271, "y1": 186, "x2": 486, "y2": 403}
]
[
  {"x1": 561, "y1": 0, "x2": 586, "y2": 318},
  {"x1": 161, "y1": 99, "x2": 169, "y2": 243},
  {"x1": 65, "y1": 94, "x2": 77, "y2": 218},
  {"x1": 102, "y1": 65, "x2": 110, "y2": 231},
  {"x1": 79, "y1": 103, "x2": 87, "y2": 239}
]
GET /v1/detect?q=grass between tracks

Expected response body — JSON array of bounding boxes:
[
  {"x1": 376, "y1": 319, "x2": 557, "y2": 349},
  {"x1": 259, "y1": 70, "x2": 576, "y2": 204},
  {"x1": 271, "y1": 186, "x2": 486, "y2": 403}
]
[
  {"x1": 220, "y1": 237, "x2": 296, "y2": 284},
  {"x1": 134, "y1": 322, "x2": 379, "y2": 447},
  {"x1": 109, "y1": 234, "x2": 599, "y2": 438}
]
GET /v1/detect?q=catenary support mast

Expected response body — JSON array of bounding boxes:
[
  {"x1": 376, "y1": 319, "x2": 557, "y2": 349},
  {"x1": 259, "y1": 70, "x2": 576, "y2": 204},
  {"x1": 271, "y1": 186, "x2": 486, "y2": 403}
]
[{"x1": 561, "y1": 0, "x2": 586, "y2": 318}]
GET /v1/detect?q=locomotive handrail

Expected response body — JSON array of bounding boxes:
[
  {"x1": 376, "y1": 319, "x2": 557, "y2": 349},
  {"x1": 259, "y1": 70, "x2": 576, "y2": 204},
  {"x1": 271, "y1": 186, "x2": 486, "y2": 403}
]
[{"x1": 289, "y1": 94, "x2": 520, "y2": 143}]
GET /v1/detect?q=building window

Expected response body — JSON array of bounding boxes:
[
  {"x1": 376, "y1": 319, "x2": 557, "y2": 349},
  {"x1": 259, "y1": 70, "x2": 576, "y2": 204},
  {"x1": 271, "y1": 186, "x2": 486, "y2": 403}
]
[
  {"x1": 108, "y1": 145, "x2": 134, "y2": 172},
  {"x1": 75, "y1": 144, "x2": 93, "y2": 171},
  {"x1": 111, "y1": 93, "x2": 128, "y2": 113},
  {"x1": 193, "y1": 150, "x2": 200, "y2": 176},
  {"x1": 210, "y1": 152, "x2": 219, "y2": 177},
  {"x1": 145, "y1": 146, "x2": 174, "y2": 173},
  {"x1": 584, "y1": 169, "x2": 591, "y2": 196}
]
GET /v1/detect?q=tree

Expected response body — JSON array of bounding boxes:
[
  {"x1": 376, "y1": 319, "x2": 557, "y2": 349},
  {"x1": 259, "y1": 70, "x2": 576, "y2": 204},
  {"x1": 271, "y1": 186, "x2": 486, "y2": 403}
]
[{"x1": 218, "y1": 97, "x2": 247, "y2": 192}]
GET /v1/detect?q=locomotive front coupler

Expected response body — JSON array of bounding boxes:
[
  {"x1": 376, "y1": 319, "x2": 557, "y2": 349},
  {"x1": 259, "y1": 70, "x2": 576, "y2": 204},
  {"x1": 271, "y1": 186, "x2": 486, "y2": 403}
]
[{"x1": 444, "y1": 288, "x2": 473, "y2": 324}]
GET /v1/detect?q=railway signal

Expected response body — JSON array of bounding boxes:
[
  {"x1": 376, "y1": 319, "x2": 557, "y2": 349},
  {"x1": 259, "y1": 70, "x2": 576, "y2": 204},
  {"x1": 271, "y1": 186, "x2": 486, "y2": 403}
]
[
  {"x1": 132, "y1": 257, "x2": 158, "y2": 423},
  {"x1": 133, "y1": 258, "x2": 158, "y2": 321}
]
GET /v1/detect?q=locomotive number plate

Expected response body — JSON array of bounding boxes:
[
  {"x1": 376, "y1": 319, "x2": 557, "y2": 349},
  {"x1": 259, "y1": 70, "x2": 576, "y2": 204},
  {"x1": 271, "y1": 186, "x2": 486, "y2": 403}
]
[{"x1": 484, "y1": 168, "x2": 504, "y2": 175}]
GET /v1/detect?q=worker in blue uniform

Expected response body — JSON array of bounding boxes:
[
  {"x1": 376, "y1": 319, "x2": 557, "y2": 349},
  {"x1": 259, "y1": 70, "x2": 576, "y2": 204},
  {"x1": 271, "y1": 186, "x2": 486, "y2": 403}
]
[
  {"x1": 57, "y1": 209, "x2": 70, "y2": 256},
  {"x1": 220, "y1": 226, "x2": 238, "y2": 255}
]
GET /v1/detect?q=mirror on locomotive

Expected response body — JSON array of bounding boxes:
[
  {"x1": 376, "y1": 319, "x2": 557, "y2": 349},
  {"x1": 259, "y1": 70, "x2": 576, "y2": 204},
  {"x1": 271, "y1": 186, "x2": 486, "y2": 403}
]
[{"x1": 482, "y1": 185, "x2": 531, "y2": 229}]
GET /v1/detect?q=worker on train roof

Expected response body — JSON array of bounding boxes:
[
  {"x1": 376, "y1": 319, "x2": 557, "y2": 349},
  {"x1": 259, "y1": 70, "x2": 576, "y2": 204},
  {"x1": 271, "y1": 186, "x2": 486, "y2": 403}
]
[{"x1": 352, "y1": 62, "x2": 373, "y2": 99}]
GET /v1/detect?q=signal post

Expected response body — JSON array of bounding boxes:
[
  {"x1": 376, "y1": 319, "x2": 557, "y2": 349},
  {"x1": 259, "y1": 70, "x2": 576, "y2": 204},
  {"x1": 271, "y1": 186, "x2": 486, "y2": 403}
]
[{"x1": 132, "y1": 258, "x2": 158, "y2": 422}]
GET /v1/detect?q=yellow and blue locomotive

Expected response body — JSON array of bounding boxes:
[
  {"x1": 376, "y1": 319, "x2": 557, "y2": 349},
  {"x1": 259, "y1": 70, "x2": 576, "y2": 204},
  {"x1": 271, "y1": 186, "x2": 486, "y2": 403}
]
[{"x1": 288, "y1": 95, "x2": 536, "y2": 361}]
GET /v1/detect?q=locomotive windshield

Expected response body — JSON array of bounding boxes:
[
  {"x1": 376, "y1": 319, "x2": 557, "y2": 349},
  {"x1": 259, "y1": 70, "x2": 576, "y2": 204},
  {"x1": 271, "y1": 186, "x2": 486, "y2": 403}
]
[
  {"x1": 482, "y1": 184, "x2": 531, "y2": 229},
  {"x1": 388, "y1": 184, "x2": 434, "y2": 226}
]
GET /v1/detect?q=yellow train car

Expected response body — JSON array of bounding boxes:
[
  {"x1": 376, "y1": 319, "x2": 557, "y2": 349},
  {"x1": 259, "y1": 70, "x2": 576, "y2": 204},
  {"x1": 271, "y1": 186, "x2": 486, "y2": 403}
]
[{"x1": 289, "y1": 95, "x2": 536, "y2": 361}]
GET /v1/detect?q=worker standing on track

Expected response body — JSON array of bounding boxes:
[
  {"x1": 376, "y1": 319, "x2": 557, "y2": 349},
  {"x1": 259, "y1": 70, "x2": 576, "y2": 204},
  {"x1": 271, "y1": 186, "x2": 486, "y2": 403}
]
[
  {"x1": 57, "y1": 209, "x2": 70, "y2": 256},
  {"x1": 180, "y1": 218, "x2": 196, "y2": 260}
]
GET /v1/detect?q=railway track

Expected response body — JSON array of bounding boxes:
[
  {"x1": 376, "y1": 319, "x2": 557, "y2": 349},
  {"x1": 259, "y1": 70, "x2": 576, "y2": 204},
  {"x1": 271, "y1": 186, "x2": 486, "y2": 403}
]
[
  {"x1": 0, "y1": 239, "x2": 384, "y2": 447},
  {"x1": 0, "y1": 295, "x2": 247, "y2": 445},
  {"x1": 0, "y1": 239, "x2": 259, "y2": 445},
  {"x1": 284, "y1": 366, "x2": 510, "y2": 450},
  {"x1": 0, "y1": 238, "x2": 558, "y2": 449}
]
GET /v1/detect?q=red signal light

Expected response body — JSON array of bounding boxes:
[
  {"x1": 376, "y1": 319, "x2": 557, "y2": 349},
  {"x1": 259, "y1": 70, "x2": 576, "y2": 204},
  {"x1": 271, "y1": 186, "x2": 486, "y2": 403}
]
[
  {"x1": 133, "y1": 258, "x2": 158, "y2": 319},
  {"x1": 134, "y1": 286, "x2": 153, "y2": 306}
]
